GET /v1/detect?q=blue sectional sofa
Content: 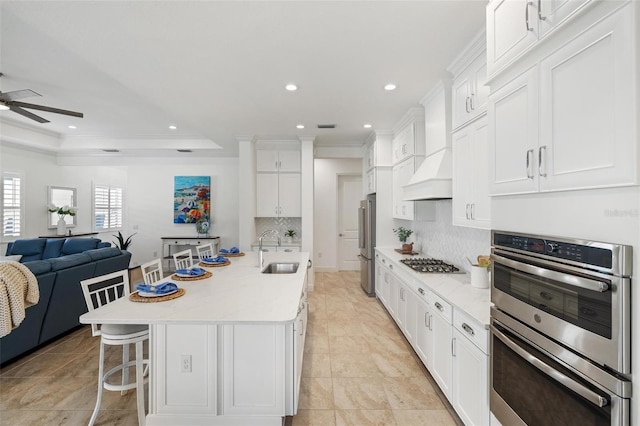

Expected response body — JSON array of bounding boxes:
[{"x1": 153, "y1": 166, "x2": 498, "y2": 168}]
[{"x1": 1, "y1": 238, "x2": 131, "y2": 365}]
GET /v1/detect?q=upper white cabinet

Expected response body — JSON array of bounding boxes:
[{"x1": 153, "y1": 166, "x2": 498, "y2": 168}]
[
  {"x1": 453, "y1": 116, "x2": 491, "y2": 229},
  {"x1": 256, "y1": 148, "x2": 301, "y2": 172},
  {"x1": 489, "y1": 3, "x2": 637, "y2": 195},
  {"x1": 256, "y1": 141, "x2": 301, "y2": 217},
  {"x1": 421, "y1": 80, "x2": 453, "y2": 155},
  {"x1": 392, "y1": 108, "x2": 426, "y2": 165},
  {"x1": 363, "y1": 131, "x2": 392, "y2": 195},
  {"x1": 449, "y1": 32, "x2": 489, "y2": 131},
  {"x1": 392, "y1": 156, "x2": 423, "y2": 220},
  {"x1": 486, "y1": 0, "x2": 591, "y2": 78}
]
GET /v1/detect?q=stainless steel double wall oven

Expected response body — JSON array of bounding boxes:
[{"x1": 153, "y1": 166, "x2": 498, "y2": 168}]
[{"x1": 490, "y1": 231, "x2": 632, "y2": 426}]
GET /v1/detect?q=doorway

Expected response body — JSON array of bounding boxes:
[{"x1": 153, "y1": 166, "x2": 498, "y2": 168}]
[{"x1": 337, "y1": 174, "x2": 362, "y2": 271}]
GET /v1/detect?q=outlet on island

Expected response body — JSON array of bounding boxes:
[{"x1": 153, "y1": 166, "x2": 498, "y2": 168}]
[{"x1": 181, "y1": 354, "x2": 192, "y2": 373}]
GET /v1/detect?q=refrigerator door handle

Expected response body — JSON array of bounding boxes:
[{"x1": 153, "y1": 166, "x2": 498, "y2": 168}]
[{"x1": 358, "y1": 206, "x2": 366, "y2": 249}]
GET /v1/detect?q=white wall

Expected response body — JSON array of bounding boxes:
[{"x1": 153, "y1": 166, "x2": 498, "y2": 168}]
[{"x1": 313, "y1": 158, "x2": 362, "y2": 270}]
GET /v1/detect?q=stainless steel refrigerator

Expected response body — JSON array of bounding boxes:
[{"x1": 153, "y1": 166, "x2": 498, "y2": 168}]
[{"x1": 358, "y1": 194, "x2": 376, "y2": 296}]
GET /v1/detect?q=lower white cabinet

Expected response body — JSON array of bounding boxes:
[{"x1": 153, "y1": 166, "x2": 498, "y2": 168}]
[
  {"x1": 414, "y1": 290, "x2": 431, "y2": 366},
  {"x1": 429, "y1": 294, "x2": 454, "y2": 401},
  {"x1": 452, "y1": 327, "x2": 489, "y2": 426}
]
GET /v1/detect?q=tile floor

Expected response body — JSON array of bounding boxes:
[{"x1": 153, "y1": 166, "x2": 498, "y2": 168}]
[{"x1": 0, "y1": 271, "x2": 460, "y2": 426}]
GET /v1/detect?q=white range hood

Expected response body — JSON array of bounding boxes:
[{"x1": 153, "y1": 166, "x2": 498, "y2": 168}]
[{"x1": 402, "y1": 148, "x2": 452, "y2": 200}]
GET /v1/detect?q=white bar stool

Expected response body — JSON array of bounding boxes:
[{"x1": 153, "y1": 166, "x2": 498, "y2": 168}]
[
  {"x1": 172, "y1": 248, "x2": 194, "y2": 270},
  {"x1": 140, "y1": 258, "x2": 164, "y2": 284},
  {"x1": 81, "y1": 270, "x2": 149, "y2": 426},
  {"x1": 195, "y1": 243, "x2": 214, "y2": 263}
]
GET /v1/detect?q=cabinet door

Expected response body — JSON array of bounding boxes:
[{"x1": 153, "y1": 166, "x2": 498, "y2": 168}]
[
  {"x1": 387, "y1": 270, "x2": 398, "y2": 319},
  {"x1": 470, "y1": 117, "x2": 491, "y2": 228},
  {"x1": 256, "y1": 150, "x2": 280, "y2": 172},
  {"x1": 396, "y1": 283, "x2": 406, "y2": 330},
  {"x1": 278, "y1": 150, "x2": 301, "y2": 172},
  {"x1": 256, "y1": 173, "x2": 279, "y2": 217},
  {"x1": 470, "y1": 56, "x2": 489, "y2": 119},
  {"x1": 452, "y1": 329, "x2": 489, "y2": 426},
  {"x1": 415, "y1": 296, "x2": 431, "y2": 366},
  {"x1": 403, "y1": 286, "x2": 418, "y2": 345},
  {"x1": 452, "y1": 73, "x2": 472, "y2": 130},
  {"x1": 487, "y1": 0, "x2": 538, "y2": 77},
  {"x1": 452, "y1": 127, "x2": 473, "y2": 226},
  {"x1": 375, "y1": 260, "x2": 386, "y2": 304},
  {"x1": 488, "y1": 67, "x2": 539, "y2": 195},
  {"x1": 393, "y1": 157, "x2": 417, "y2": 220},
  {"x1": 430, "y1": 311, "x2": 453, "y2": 400},
  {"x1": 538, "y1": 0, "x2": 590, "y2": 38},
  {"x1": 538, "y1": 5, "x2": 635, "y2": 192},
  {"x1": 278, "y1": 174, "x2": 301, "y2": 217}
]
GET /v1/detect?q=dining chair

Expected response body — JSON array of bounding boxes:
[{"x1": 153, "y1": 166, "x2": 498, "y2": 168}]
[
  {"x1": 173, "y1": 248, "x2": 194, "y2": 270},
  {"x1": 81, "y1": 270, "x2": 149, "y2": 426},
  {"x1": 195, "y1": 243, "x2": 214, "y2": 263},
  {"x1": 140, "y1": 258, "x2": 164, "y2": 284}
]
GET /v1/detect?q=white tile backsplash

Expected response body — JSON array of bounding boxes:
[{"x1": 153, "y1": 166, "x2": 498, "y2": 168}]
[
  {"x1": 406, "y1": 200, "x2": 490, "y2": 272},
  {"x1": 255, "y1": 217, "x2": 302, "y2": 242}
]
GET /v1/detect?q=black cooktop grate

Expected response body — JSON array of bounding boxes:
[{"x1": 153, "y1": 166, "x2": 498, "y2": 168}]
[{"x1": 399, "y1": 258, "x2": 461, "y2": 273}]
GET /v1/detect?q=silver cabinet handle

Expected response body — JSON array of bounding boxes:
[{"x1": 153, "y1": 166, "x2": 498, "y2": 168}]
[
  {"x1": 538, "y1": 0, "x2": 546, "y2": 21},
  {"x1": 539, "y1": 145, "x2": 547, "y2": 177},
  {"x1": 427, "y1": 314, "x2": 432, "y2": 330},
  {"x1": 470, "y1": 203, "x2": 475, "y2": 220},
  {"x1": 389, "y1": 264, "x2": 393, "y2": 270},
  {"x1": 451, "y1": 337, "x2": 456, "y2": 357},
  {"x1": 462, "y1": 322, "x2": 475, "y2": 336},
  {"x1": 491, "y1": 324, "x2": 608, "y2": 408},
  {"x1": 465, "y1": 203, "x2": 470, "y2": 220},
  {"x1": 435, "y1": 301, "x2": 444, "y2": 312},
  {"x1": 470, "y1": 93, "x2": 475, "y2": 111},
  {"x1": 525, "y1": 1, "x2": 533, "y2": 32},
  {"x1": 526, "y1": 149, "x2": 534, "y2": 179},
  {"x1": 465, "y1": 97, "x2": 470, "y2": 113},
  {"x1": 425, "y1": 312, "x2": 429, "y2": 327}
]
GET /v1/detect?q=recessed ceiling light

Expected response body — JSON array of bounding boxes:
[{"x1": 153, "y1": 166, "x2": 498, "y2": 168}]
[
  {"x1": 169, "y1": 125, "x2": 177, "y2": 130},
  {"x1": 285, "y1": 83, "x2": 298, "y2": 91},
  {"x1": 68, "y1": 125, "x2": 77, "y2": 129},
  {"x1": 363, "y1": 124, "x2": 372, "y2": 129},
  {"x1": 296, "y1": 124, "x2": 305, "y2": 129},
  {"x1": 384, "y1": 83, "x2": 397, "y2": 91}
]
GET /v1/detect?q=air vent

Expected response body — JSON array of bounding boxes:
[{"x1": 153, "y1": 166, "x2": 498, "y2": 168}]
[
  {"x1": 317, "y1": 124, "x2": 336, "y2": 129},
  {"x1": 177, "y1": 149, "x2": 192, "y2": 153},
  {"x1": 102, "y1": 149, "x2": 119, "y2": 153}
]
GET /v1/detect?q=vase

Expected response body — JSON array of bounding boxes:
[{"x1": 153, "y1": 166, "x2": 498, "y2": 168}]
[
  {"x1": 401, "y1": 242, "x2": 414, "y2": 254},
  {"x1": 57, "y1": 217, "x2": 66, "y2": 236}
]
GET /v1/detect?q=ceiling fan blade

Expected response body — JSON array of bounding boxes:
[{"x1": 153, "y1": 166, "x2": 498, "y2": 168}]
[
  {"x1": 8, "y1": 105, "x2": 49, "y2": 123},
  {"x1": 0, "y1": 89, "x2": 41, "y2": 102},
  {"x1": 11, "y1": 101, "x2": 83, "y2": 118}
]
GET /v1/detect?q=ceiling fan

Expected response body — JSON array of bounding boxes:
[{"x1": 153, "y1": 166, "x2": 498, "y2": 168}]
[{"x1": 0, "y1": 73, "x2": 83, "y2": 123}]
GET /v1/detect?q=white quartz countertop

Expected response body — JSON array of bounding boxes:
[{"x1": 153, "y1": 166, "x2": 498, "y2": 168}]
[
  {"x1": 80, "y1": 251, "x2": 310, "y2": 326},
  {"x1": 376, "y1": 247, "x2": 491, "y2": 327}
]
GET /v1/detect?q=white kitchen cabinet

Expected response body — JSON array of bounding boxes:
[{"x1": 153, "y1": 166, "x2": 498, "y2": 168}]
[
  {"x1": 366, "y1": 168, "x2": 376, "y2": 194},
  {"x1": 453, "y1": 115, "x2": 491, "y2": 229},
  {"x1": 401, "y1": 283, "x2": 418, "y2": 345},
  {"x1": 452, "y1": 53, "x2": 489, "y2": 131},
  {"x1": 392, "y1": 156, "x2": 423, "y2": 220},
  {"x1": 396, "y1": 281, "x2": 407, "y2": 331},
  {"x1": 414, "y1": 288, "x2": 431, "y2": 367},
  {"x1": 287, "y1": 289, "x2": 307, "y2": 415},
  {"x1": 375, "y1": 257, "x2": 389, "y2": 306},
  {"x1": 256, "y1": 172, "x2": 301, "y2": 217},
  {"x1": 387, "y1": 265, "x2": 399, "y2": 320},
  {"x1": 392, "y1": 107, "x2": 426, "y2": 165},
  {"x1": 429, "y1": 293, "x2": 453, "y2": 401},
  {"x1": 486, "y1": 0, "x2": 591, "y2": 78},
  {"x1": 452, "y1": 308, "x2": 489, "y2": 426},
  {"x1": 489, "y1": 4, "x2": 637, "y2": 196},
  {"x1": 256, "y1": 148, "x2": 301, "y2": 172}
]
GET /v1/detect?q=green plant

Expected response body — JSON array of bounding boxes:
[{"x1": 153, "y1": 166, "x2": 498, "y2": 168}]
[
  {"x1": 393, "y1": 226, "x2": 413, "y2": 243},
  {"x1": 285, "y1": 229, "x2": 297, "y2": 238},
  {"x1": 113, "y1": 231, "x2": 137, "y2": 250}
]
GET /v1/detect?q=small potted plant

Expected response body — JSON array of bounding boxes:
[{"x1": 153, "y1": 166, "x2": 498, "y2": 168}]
[
  {"x1": 113, "y1": 231, "x2": 137, "y2": 250},
  {"x1": 393, "y1": 226, "x2": 414, "y2": 254},
  {"x1": 284, "y1": 229, "x2": 297, "y2": 243}
]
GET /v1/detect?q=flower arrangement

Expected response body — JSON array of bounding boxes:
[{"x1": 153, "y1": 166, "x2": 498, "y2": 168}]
[
  {"x1": 393, "y1": 226, "x2": 413, "y2": 243},
  {"x1": 47, "y1": 204, "x2": 77, "y2": 219}
]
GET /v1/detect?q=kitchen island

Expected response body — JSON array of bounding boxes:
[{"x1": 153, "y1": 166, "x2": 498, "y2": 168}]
[{"x1": 80, "y1": 251, "x2": 310, "y2": 426}]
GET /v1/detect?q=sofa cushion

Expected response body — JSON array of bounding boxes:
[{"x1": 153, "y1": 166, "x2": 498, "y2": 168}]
[
  {"x1": 23, "y1": 260, "x2": 53, "y2": 275},
  {"x1": 7, "y1": 238, "x2": 47, "y2": 262},
  {"x1": 61, "y1": 238, "x2": 100, "y2": 255},
  {"x1": 49, "y1": 253, "x2": 92, "y2": 271},
  {"x1": 42, "y1": 239, "x2": 65, "y2": 259},
  {"x1": 85, "y1": 247, "x2": 121, "y2": 261},
  {"x1": 97, "y1": 242, "x2": 111, "y2": 249}
]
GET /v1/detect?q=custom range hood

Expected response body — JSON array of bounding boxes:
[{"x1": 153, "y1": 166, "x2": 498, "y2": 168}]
[{"x1": 402, "y1": 148, "x2": 452, "y2": 200}]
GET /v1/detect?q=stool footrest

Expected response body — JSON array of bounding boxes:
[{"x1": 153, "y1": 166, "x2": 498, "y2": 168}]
[{"x1": 103, "y1": 359, "x2": 150, "y2": 392}]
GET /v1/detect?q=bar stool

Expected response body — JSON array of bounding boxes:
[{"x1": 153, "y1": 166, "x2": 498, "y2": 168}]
[
  {"x1": 195, "y1": 243, "x2": 214, "y2": 263},
  {"x1": 172, "y1": 248, "x2": 193, "y2": 270},
  {"x1": 140, "y1": 258, "x2": 164, "y2": 284},
  {"x1": 81, "y1": 270, "x2": 149, "y2": 426}
]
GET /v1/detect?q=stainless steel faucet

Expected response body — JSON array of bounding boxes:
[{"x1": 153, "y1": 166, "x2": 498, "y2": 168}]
[{"x1": 258, "y1": 229, "x2": 280, "y2": 268}]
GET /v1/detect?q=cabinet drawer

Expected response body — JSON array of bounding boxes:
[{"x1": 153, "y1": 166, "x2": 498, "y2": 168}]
[
  {"x1": 430, "y1": 293, "x2": 452, "y2": 324},
  {"x1": 453, "y1": 308, "x2": 488, "y2": 354}
]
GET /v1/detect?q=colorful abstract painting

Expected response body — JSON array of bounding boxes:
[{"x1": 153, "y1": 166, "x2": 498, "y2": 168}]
[{"x1": 174, "y1": 176, "x2": 210, "y2": 223}]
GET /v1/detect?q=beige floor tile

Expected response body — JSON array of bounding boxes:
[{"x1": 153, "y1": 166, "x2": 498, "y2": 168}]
[
  {"x1": 325, "y1": 299, "x2": 355, "y2": 312},
  {"x1": 325, "y1": 308, "x2": 359, "y2": 321},
  {"x1": 365, "y1": 334, "x2": 412, "y2": 356},
  {"x1": 306, "y1": 319, "x2": 328, "y2": 336},
  {"x1": 335, "y1": 409, "x2": 397, "y2": 426},
  {"x1": 371, "y1": 352, "x2": 425, "y2": 377},
  {"x1": 330, "y1": 353, "x2": 381, "y2": 378},
  {"x1": 304, "y1": 335, "x2": 330, "y2": 354},
  {"x1": 328, "y1": 336, "x2": 370, "y2": 354},
  {"x1": 302, "y1": 353, "x2": 332, "y2": 378},
  {"x1": 383, "y1": 376, "x2": 445, "y2": 410},
  {"x1": 298, "y1": 378, "x2": 334, "y2": 409},
  {"x1": 327, "y1": 321, "x2": 364, "y2": 337},
  {"x1": 392, "y1": 409, "x2": 458, "y2": 426},
  {"x1": 291, "y1": 409, "x2": 337, "y2": 426},
  {"x1": 332, "y1": 378, "x2": 390, "y2": 410},
  {"x1": 0, "y1": 352, "x2": 83, "y2": 378},
  {"x1": 41, "y1": 330, "x2": 99, "y2": 354}
]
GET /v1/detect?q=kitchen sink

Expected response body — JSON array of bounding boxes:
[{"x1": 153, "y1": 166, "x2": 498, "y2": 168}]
[{"x1": 262, "y1": 262, "x2": 299, "y2": 274}]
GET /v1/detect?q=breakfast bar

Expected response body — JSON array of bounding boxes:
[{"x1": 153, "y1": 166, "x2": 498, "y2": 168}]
[{"x1": 80, "y1": 251, "x2": 310, "y2": 426}]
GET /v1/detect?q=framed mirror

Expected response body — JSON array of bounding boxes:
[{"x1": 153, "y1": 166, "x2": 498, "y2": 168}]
[{"x1": 48, "y1": 186, "x2": 77, "y2": 229}]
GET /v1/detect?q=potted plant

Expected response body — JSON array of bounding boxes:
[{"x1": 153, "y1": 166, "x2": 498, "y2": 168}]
[
  {"x1": 284, "y1": 229, "x2": 297, "y2": 243},
  {"x1": 393, "y1": 226, "x2": 414, "y2": 254},
  {"x1": 113, "y1": 231, "x2": 137, "y2": 250}
]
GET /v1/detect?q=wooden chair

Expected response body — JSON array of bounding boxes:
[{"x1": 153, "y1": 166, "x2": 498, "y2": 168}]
[
  {"x1": 196, "y1": 243, "x2": 214, "y2": 263},
  {"x1": 173, "y1": 248, "x2": 194, "y2": 270},
  {"x1": 140, "y1": 258, "x2": 164, "y2": 284},
  {"x1": 81, "y1": 270, "x2": 149, "y2": 426}
]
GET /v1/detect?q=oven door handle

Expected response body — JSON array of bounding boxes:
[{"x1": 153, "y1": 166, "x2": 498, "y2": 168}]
[
  {"x1": 491, "y1": 253, "x2": 609, "y2": 293},
  {"x1": 491, "y1": 324, "x2": 609, "y2": 408}
]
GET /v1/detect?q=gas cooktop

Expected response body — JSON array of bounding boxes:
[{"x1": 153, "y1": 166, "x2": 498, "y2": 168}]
[{"x1": 400, "y1": 258, "x2": 462, "y2": 274}]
